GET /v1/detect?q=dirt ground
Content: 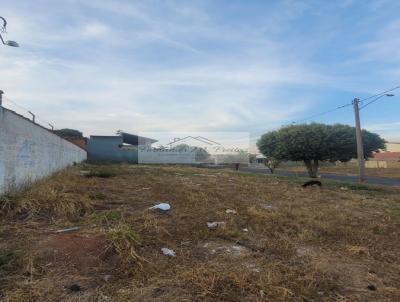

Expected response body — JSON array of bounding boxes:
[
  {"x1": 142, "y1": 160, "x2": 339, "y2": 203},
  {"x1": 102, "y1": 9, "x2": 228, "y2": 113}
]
[{"x1": 1, "y1": 164, "x2": 400, "y2": 301}]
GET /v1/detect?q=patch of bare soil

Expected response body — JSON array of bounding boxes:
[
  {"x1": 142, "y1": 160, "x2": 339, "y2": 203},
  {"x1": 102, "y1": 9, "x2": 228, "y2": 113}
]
[
  {"x1": 199, "y1": 239, "x2": 252, "y2": 258},
  {"x1": 35, "y1": 233, "x2": 116, "y2": 275}
]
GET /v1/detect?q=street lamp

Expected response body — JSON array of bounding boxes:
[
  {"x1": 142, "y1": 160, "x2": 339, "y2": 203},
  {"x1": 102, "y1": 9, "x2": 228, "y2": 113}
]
[
  {"x1": 0, "y1": 16, "x2": 19, "y2": 47},
  {"x1": 353, "y1": 93, "x2": 395, "y2": 182}
]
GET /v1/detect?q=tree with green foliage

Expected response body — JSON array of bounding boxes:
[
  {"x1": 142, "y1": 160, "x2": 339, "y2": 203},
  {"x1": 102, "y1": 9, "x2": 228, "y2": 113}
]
[
  {"x1": 53, "y1": 128, "x2": 83, "y2": 138},
  {"x1": 264, "y1": 156, "x2": 281, "y2": 174},
  {"x1": 257, "y1": 123, "x2": 385, "y2": 178}
]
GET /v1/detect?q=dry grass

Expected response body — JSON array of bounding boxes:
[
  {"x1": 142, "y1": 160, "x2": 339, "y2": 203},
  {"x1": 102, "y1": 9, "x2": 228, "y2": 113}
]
[{"x1": 0, "y1": 164, "x2": 400, "y2": 301}]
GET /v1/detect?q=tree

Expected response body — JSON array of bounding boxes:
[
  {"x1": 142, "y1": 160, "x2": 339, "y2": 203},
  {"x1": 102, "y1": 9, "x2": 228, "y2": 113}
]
[
  {"x1": 171, "y1": 144, "x2": 210, "y2": 161},
  {"x1": 264, "y1": 156, "x2": 281, "y2": 174},
  {"x1": 248, "y1": 153, "x2": 257, "y2": 164},
  {"x1": 54, "y1": 128, "x2": 83, "y2": 138},
  {"x1": 257, "y1": 123, "x2": 385, "y2": 178}
]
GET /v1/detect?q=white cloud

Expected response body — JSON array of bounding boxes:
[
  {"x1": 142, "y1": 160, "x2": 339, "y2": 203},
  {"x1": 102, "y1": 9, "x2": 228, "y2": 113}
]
[
  {"x1": 82, "y1": 22, "x2": 110, "y2": 37},
  {"x1": 0, "y1": 0, "x2": 398, "y2": 143},
  {"x1": 365, "y1": 122, "x2": 400, "y2": 142},
  {"x1": 362, "y1": 20, "x2": 400, "y2": 62}
]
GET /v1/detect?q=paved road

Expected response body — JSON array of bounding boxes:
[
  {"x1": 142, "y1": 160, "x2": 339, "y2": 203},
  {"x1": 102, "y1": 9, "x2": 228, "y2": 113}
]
[{"x1": 240, "y1": 167, "x2": 400, "y2": 187}]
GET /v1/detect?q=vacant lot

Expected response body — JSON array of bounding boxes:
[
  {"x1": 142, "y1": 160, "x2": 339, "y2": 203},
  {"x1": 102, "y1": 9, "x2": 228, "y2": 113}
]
[{"x1": 1, "y1": 164, "x2": 400, "y2": 301}]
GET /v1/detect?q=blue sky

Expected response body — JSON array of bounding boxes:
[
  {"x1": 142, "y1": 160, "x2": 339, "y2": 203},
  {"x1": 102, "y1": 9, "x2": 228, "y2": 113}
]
[{"x1": 1, "y1": 0, "x2": 400, "y2": 144}]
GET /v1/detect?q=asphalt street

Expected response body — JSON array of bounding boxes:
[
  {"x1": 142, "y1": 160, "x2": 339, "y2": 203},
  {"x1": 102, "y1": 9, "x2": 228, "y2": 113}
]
[{"x1": 239, "y1": 167, "x2": 400, "y2": 187}]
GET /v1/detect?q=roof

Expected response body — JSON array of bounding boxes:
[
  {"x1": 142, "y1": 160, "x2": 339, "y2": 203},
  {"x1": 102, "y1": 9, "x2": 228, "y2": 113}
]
[
  {"x1": 90, "y1": 133, "x2": 157, "y2": 146},
  {"x1": 121, "y1": 132, "x2": 157, "y2": 145},
  {"x1": 372, "y1": 152, "x2": 400, "y2": 161},
  {"x1": 167, "y1": 136, "x2": 221, "y2": 146}
]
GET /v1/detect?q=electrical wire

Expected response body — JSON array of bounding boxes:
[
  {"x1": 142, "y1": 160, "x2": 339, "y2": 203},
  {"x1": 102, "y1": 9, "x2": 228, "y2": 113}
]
[
  {"x1": 359, "y1": 87, "x2": 399, "y2": 109},
  {"x1": 250, "y1": 84, "x2": 400, "y2": 136},
  {"x1": 358, "y1": 85, "x2": 400, "y2": 103},
  {"x1": 3, "y1": 96, "x2": 31, "y2": 112},
  {"x1": 292, "y1": 103, "x2": 352, "y2": 124},
  {"x1": 2, "y1": 96, "x2": 55, "y2": 129},
  {"x1": 359, "y1": 94, "x2": 387, "y2": 110},
  {"x1": 291, "y1": 84, "x2": 400, "y2": 123}
]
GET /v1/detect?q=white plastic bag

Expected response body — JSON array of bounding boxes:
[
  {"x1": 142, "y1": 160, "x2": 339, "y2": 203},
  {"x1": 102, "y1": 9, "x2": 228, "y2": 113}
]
[
  {"x1": 161, "y1": 247, "x2": 176, "y2": 257},
  {"x1": 149, "y1": 203, "x2": 171, "y2": 211},
  {"x1": 207, "y1": 221, "x2": 226, "y2": 229}
]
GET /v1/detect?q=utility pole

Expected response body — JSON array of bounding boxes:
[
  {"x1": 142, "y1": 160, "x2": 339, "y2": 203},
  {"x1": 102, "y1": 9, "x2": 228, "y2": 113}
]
[{"x1": 352, "y1": 98, "x2": 365, "y2": 182}]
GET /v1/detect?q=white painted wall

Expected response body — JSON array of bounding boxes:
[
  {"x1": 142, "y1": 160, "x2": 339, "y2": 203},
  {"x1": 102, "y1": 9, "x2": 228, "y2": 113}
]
[
  {"x1": 0, "y1": 107, "x2": 87, "y2": 194},
  {"x1": 386, "y1": 143, "x2": 400, "y2": 152}
]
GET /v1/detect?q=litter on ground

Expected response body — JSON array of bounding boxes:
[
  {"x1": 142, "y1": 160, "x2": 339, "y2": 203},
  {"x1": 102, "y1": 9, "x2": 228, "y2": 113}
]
[
  {"x1": 260, "y1": 204, "x2": 276, "y2": 210},
  {"x1": 55, "y1": 227, "x2": 80, "y2": 233},
  {"x1": 161, "y1": 248, "x2": 176, "y2": 257},
  {"x1": 207, "y1": 221, "x2": 226, "y2": 229},
  {"x1": 149, "y1": 203, "x2": 171, "y2": 211},
  {"x1": 225, "y1": 209, "x2": 237, "y2": 214}
]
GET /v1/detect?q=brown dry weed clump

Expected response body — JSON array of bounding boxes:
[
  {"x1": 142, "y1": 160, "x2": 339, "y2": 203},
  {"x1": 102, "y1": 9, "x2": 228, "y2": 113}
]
[
  {"x1": 0, "y1": 168, "x2": 93, "y2": 221},
  {"x1": 0, "y1": 164, "x2": 399, "y2": 301}
]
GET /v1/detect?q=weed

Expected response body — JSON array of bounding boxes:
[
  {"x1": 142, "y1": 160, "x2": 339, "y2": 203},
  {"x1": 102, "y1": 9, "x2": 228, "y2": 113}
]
[
  {"x1": 338, "y1": 182, "x2": 385, "y2": 192},
  {"x1": 89, "y1": 192, "x2": 107, "y2": 200},
  {"x1": 0, "y1": 170, "x2": 92, "y2": 220},
  {"x1": 1, "y1": 164, "x2": 399, "y2": 301},
  {"x1": 0, "y1": 251, "x2": 21, "y2": 276},
  {"x1": 85, "y1": 170, "x2": 116, "y2": 178},
  {"x1": 93, "y1": 210, "x2": 122, "y2": 225},
  {"x1": 181, "y1": 265, "x2": 261, "y2": 300},
  {"x1": 108, "y1": 222, "x2": 144, "y2": 266},
  {"x1": 225, "y1": 228, "x2": 241, "y2": 238}
]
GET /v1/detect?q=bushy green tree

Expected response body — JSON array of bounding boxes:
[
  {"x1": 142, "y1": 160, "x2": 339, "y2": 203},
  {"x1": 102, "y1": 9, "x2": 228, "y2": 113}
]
[
  {"x1": 53, "y1": 128, "x2": 83, "y2": 138},
  {"x1": 264, "y1": 156, "x2": 281, "y2": 174},
  {"x1": 257, "y1": 123, "x2": 385, "y2": 178}
]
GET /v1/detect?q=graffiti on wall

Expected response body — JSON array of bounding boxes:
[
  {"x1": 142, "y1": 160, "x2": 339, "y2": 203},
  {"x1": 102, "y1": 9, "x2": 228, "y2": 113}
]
[{"x1": 16, "y1": 139, "x2": 36, "y2": 167}]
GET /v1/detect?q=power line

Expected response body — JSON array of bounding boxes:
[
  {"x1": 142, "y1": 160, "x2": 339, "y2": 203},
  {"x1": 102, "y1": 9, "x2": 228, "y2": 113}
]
[
  {"x1": 359, "y1": 94, "x2": 388, "y2": 110},
  {"x1": 3, "y1": 96, "x2": 31, "y2": 112},
  {"x1": 292, "y1": 103, "x2": 352, "y2": 124},
  {"x1": 3, "y1": 96, "x2": 55, "y2": 129},
  {"x1": 358, "y1": 85, "x2": 400, "y2": 103},
  {"x1": 292, "y1": 84, "x2": 400, "y2": 124},
  {"x1": 359, "y1": 88, "x2": 399, "y2": 110},
  {"x1": 251, "y1": 84, "x2": 400, "y2": 136}
]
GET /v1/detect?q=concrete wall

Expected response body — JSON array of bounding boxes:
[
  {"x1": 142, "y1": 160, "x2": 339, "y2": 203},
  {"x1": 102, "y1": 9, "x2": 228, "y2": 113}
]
[
  {"x1": 87, "y1": 136, "x2": 138, "y2": 163},
  {"x1": 365, "y1": 160, "x2": 388, "y2": 168},
  {"x1": 365, "y1": 160, "x2": 400, "y2": 169},
  {"x1": 0, "y1": 107, "x2": 87, "y2": 194},
  {"x1": 386, "y1": 143, "x2": 400, "y2": 152}
]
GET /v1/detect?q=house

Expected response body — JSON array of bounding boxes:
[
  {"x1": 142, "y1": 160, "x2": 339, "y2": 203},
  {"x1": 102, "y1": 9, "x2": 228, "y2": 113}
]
[
  {"x1": 167, "y1": 136, "x2": 221, "y2": 148},
  {"x1": 255, "y1": 154, "x2": 266, "y2": 164},
  {"x1": 366, "y1": 151, "x2": 400, "y2": 168},
  {"x1": 87, "y1": 132, "x2": 157, "y2": 163}
]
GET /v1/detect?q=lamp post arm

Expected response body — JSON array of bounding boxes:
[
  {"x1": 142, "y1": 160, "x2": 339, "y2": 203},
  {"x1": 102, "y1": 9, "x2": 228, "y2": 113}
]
[
  {"x1": 0, "y1": 16, "x2": 7, "y2": 32},
  {"x1": 0, "y1": 33, "x2": 6, "y2": 45}
]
